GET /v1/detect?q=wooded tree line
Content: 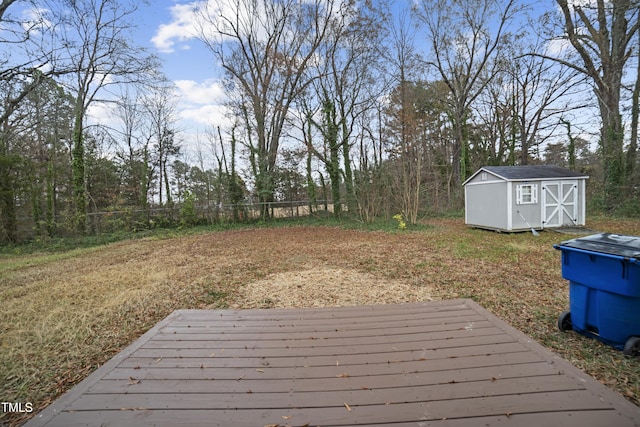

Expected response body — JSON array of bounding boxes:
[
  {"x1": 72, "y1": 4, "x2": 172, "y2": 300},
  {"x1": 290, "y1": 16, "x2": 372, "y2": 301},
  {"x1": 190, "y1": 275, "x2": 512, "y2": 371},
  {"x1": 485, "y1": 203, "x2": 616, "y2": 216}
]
[{"x1": 1, "y1": 0, "x2": 638, "y2": 243}]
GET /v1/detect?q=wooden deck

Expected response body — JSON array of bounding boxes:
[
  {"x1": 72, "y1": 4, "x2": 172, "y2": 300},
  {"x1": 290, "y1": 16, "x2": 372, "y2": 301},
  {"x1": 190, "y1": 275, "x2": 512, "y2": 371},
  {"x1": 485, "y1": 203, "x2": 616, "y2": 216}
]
[{"x1": 27, "y1": 299, "x2": 639, "y2": 426}]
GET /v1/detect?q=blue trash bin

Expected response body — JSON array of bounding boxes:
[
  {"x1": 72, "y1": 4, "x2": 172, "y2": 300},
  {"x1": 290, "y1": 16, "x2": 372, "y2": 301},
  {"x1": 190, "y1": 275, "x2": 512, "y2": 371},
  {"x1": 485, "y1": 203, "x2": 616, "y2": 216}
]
[{"x1": 554, "y1": 233, "x2": 640, "y2": 356}]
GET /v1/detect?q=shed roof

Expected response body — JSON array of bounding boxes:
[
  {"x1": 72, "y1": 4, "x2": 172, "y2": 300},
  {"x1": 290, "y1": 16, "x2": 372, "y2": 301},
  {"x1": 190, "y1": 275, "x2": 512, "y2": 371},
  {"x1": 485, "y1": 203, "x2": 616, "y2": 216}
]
[{"x1": 464, "y1": 165, "x2": 589, "y2": 185}]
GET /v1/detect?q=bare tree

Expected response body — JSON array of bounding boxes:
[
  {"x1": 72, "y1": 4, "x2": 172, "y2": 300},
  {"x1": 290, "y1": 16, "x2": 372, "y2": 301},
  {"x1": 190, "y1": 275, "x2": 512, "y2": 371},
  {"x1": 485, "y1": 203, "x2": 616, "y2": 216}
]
[
  {"x1": 509, "y1": 39, "x2": 586, "y2": 166},
  {"x1": 314, "y1": 1, "x2": 386, "y2": 215},
  {"x1": 0, "y1": 0, "x2": 60, "y2": 242},
  {"x1": 142, "y1": 83, "x2": 180, "y2": 207},
  {"x1": 414, "y1": 0, "x2": 520, "y2": 188},
  {"x1": 112, "y1": 89, "x2": 153, "y2": 209},
  {"x1": 629, "y1": 29, "x2": 639, "y2": 181},
  {"x1": 384, "y1": 11, "x2": 424, "y2": 223},
  {"x1": 195, "y1": 0, "x2": 338, "y2": 219},
  {"x1": 0, "y1": 0, "x2": 16, "y2": 20},
  {"x1": 57, "y1": 0, "x2": 159, "y2": 232},
  {"x1": 550, "y1": 0, "x2": 640, "y2": 209},
  {"x1": 474, "y1": 35, "x2": 587, "y2": 167},
  {"x1": 302, "y1": 92, "x2": 343, "y2": 218}
]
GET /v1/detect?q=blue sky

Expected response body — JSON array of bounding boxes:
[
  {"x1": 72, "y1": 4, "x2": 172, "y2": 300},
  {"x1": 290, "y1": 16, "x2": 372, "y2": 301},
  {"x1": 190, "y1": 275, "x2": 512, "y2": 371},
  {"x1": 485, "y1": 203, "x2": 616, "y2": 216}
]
[
  {"x1": 95, "y1": 0, "x2": 586, "y2": 165},
  {"x1": 6, "y1": 0, "x2": 609, "y2": 163},
  {"x1": 137, "y1": 2, "x2": 228, "y2": 135}
]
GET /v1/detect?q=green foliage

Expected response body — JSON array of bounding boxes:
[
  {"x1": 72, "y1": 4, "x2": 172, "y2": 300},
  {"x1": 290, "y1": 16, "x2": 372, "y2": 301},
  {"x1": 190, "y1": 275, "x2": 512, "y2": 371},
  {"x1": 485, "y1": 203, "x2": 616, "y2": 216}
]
[
  {"x1": 612, "y1": 197, "x2": 640, "y2": 217},
  {"x1": 423, "y1": 208, "x2": 464, "y2": 218},
  {"x1": 0, "y1": 214, "x2": 438, "y2": 256},
  {"x1": 179, "y1": 192, "x2": 198, "y2": 226},
  {"x1": 392, "y1": 213, "x2": 407, "y2": 230},
  {"x1": 0, "y1": 154, "x2": 23, "y2": 243},
  {"x1": 71, "y1": 115, "x2": 87, "y2": 234},
  {"x1": 0, "y1": 231, "x2": 134, "y2": 256}
]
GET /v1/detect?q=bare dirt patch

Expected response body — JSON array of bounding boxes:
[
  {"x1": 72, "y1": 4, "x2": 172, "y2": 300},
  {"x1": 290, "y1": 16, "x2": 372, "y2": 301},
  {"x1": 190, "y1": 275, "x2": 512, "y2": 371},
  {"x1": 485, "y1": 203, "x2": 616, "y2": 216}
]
[{"x1": 234, "y1": 265, "x2": 432, "y2": 309}]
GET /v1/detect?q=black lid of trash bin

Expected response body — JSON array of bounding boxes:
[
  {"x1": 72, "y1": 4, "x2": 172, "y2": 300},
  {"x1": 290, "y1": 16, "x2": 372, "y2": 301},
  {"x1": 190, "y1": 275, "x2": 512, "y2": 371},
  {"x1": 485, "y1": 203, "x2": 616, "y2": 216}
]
[{"x1": 558, "y1": 233, "x2": 640, "y2": 259}]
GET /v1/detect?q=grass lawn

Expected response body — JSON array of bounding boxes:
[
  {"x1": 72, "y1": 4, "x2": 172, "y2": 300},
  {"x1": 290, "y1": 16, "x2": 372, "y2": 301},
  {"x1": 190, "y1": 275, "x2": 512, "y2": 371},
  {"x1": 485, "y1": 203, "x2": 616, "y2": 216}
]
[{"x1": 1, "y1": 216, "x2": 639, "y2": 425}]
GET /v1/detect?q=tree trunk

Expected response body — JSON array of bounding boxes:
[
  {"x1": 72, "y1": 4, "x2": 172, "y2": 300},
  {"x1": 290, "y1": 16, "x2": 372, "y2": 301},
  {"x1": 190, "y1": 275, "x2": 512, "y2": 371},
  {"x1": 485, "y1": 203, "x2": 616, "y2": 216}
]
[
  {"x1": 341, "y1": 131, "x2": 355, "y2": 215},
  {"x1": 451, "y1": 109, "x2": 470, "y2": 187},
  {"x1": 600, "y1": 105, "x2": 625, "y2": 208},
  {"x1": 561, "y1": 119, "x2": 576, "y2": 170},
  {"x1": 306, "y1": 146, "x2": 316, "y2": 215},
  {"x1": 141, "y1": 147, "x2": 150, "y2": 211},
  {"x1": 256, "y1": 158, "x2": 272, "y2": 220},
  {"x1": 0, "y1": 153, "x2": 19, "y2": 243},
  {"x1": 163, "y1": 160, "x2": 172, "y2": 206},
  {"x1": 328, "y1": 141, "x2": 341, "y2": 219},
  {"x1": 71, "y1": 109, "x2": 86, "y2": 234},
  {"x1": 627, "y1": 30, "x2": 639, "y2": 182},
  {"x1": 555, "y1": 0, "x2": 638, "y2": 210},
  {"x1": 46, "y1": 158, "x2": 56, "y2": 237},
  {"x1": 319, "y1": 172, "x2": 328, "y2": 212}
]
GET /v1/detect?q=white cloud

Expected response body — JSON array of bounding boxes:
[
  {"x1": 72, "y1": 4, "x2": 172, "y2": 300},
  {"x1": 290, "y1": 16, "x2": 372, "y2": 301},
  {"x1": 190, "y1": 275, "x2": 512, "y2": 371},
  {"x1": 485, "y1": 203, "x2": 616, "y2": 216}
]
[
  {"x1": 20, "y1": 7, "x2": 52, "y2": 34},
  {"x1": 174, "y1": 79, "x2": 225, "y2": 105},
  {"x1": 152, "y1": 0, "x2": 277, "y2": 54},
  {"x1": 86, "y1": 102, "x2": 117, "y2": 128},
  {"x1": 173, "y1": 79, "x2": 230, "y2": 128},
  {"x1": 565, "y1": 0, "x2": 601, "y2": 8},
  {"x1": 179, "y1": 104, "x2": 230, "y2": 127},
  {"x1": 151, "y1": 2, "x2": 202, "y2": 53},
  {"x1": 546, "y1": 37, "x2": 572, "y2": 56}
]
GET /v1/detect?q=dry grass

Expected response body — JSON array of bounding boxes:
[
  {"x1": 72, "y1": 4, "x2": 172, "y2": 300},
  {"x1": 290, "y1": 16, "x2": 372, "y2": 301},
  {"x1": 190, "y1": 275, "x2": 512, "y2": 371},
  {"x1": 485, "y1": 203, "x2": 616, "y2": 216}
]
[
  {"x1": 236, "y1": 266, "x2": 433, "y2": 309},
  {"x1": 1, "y1": 217, "x2": 639, "y2": 425}
]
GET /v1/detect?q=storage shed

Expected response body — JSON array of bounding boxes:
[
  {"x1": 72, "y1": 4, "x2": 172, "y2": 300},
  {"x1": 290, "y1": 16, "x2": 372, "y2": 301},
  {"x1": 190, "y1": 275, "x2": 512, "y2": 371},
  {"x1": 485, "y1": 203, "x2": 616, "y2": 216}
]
[{"x1": 463, "y1": 165, "x2": 589, "y2": 232}]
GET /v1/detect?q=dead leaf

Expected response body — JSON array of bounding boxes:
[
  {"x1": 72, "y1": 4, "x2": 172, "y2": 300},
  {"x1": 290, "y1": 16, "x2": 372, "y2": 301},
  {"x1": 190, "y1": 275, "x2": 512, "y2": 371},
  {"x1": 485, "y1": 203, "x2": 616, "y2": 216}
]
[{"x1": 336, "y1": 373, "x2": 349, "y2": 378}]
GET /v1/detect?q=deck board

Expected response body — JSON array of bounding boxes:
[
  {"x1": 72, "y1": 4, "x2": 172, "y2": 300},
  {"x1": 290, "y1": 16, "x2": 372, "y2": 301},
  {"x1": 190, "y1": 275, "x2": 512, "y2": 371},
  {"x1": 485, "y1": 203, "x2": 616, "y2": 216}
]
[{"x1": 26, "y1": 299, "x2": 640, "y2": 426}]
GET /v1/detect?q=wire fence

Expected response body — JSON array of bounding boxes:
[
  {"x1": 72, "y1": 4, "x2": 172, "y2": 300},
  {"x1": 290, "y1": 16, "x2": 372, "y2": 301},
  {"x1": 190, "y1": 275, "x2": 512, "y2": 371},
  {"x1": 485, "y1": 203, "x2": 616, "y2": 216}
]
[{"x1": 13, "y1": 200, "x2": 339, "y2": 241}]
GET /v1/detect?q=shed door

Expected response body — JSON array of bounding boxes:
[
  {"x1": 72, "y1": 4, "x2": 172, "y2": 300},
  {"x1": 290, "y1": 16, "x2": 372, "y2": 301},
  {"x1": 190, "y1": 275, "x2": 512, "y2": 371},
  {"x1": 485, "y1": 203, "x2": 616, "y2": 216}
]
[{"x1": 542, "y1": 181, "x2": 578, "y2": 228}]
